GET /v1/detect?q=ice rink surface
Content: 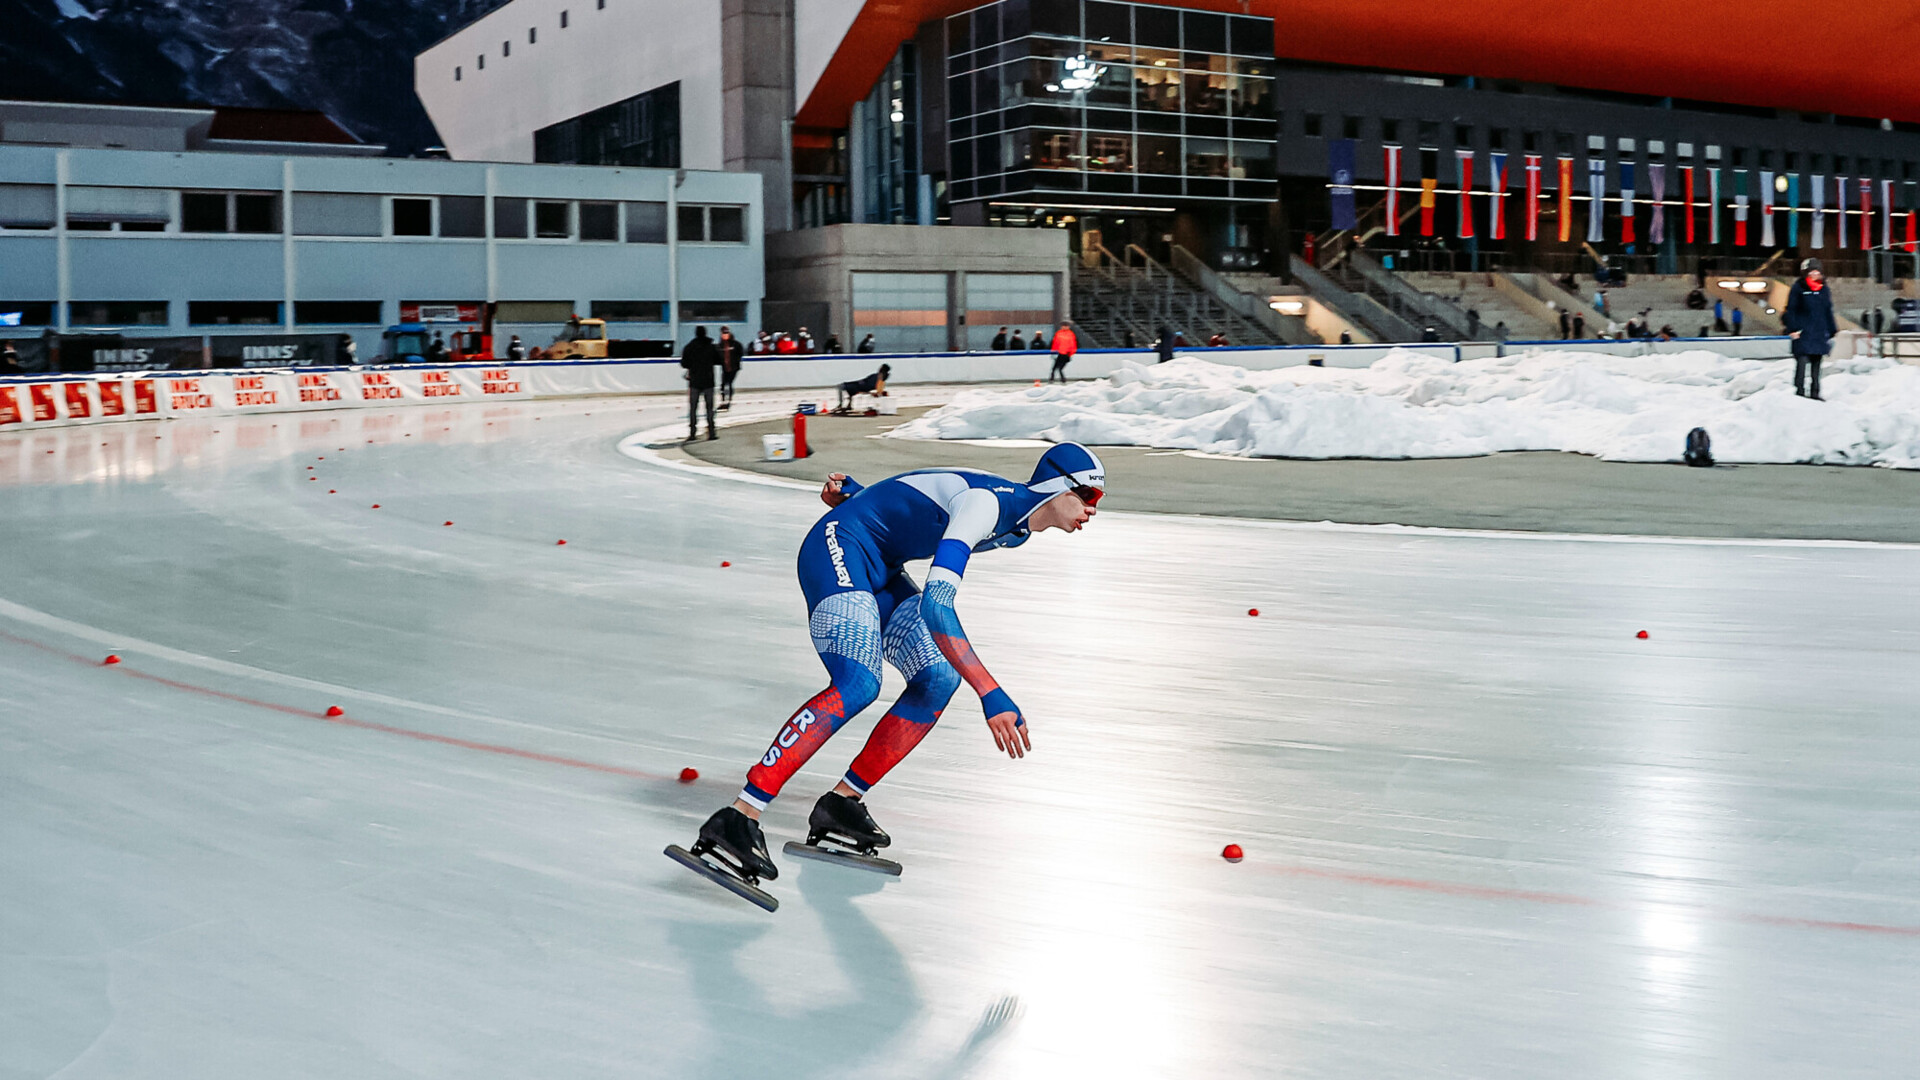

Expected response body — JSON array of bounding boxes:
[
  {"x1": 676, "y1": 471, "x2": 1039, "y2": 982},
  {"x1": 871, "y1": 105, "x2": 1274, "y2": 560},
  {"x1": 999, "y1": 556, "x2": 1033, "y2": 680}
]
[{"x1": 3, "y1": 391, "x2": 1918, "y2": 1079}]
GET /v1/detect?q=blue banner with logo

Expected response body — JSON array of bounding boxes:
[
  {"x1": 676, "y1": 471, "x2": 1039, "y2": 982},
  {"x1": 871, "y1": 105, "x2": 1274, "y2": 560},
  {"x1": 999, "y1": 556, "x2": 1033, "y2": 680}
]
[{"x1": 1328, "y1": 138, "x2": 1357, "y2": 230}]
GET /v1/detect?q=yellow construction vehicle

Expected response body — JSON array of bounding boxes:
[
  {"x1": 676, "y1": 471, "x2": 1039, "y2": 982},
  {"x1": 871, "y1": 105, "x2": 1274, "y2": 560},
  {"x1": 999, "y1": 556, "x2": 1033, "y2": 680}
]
[{"x1": 541, "y1": 317, "x2": 609, "y2": 360}]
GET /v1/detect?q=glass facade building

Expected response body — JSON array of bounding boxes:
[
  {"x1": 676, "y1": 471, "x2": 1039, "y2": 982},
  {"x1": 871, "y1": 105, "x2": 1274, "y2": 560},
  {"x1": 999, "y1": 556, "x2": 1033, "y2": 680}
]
[{"x1": 945, "y1": 0, "x2": 1276, "y2": 208}]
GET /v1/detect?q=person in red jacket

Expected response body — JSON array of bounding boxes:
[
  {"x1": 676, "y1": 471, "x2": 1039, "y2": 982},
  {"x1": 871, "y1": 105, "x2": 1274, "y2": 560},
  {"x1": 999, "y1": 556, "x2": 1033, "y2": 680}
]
[{"x1": 1047, "y1": 321, "x2": 1078, "y2": 383}]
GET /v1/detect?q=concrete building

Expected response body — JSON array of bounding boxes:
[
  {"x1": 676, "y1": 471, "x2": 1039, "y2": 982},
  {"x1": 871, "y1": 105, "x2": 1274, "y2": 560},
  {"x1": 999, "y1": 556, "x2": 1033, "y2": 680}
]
[
  {"x1": 0, "y1": 100, "x2": 763, "y2": 366},
  {"x1": 415, "y1": 0, "x2": 1920, "y2": 346}
]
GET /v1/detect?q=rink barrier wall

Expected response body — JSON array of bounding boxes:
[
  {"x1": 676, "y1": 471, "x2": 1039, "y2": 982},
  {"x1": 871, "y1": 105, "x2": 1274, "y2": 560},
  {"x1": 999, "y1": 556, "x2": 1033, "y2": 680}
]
[{"x1": 0, "y1": 337, "x2": 1798, "y2": 431}]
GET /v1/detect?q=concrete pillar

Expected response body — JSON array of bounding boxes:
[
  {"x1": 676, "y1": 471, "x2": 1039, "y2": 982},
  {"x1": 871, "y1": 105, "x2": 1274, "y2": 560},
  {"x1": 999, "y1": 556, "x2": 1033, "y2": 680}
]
[
  {"x1": 847, "y1": 99, "x2": 868, "y2": 224},
  {"x1": 721, "y1": 0, "x2": 795, "y2": 233}
]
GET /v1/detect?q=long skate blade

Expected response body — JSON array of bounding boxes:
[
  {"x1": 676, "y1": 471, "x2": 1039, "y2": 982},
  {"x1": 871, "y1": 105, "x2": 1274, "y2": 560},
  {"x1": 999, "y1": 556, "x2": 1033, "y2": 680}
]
[
  {"x1": 783, "y1": 840, "x2": 902, "y2": 877},
  {"x1": 664, "y1": 845, "x2": 779, "y2": 911}
]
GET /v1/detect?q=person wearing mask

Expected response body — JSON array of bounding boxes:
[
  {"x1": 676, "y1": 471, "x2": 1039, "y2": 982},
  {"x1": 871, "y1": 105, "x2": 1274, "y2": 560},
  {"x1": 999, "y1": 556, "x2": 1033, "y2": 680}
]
[
  {"x1": 796, "y1": 327, "x2": 815, "y2": 353},
  {"x1": 1030, "y1": 330, "x2": 1048, "y2": 351},
  {"x1": 990, "y1": 327, "x2": 1009, "y2": 351},
  {"x1": 506, "y1": 334, "x2": 526, "y2": 362},
  {"x1": 1008, "y1": 329, "x2": 1026, "y2": 351},
  {"x1": 682, "y1": 326, "x2": 721, "y2": 440},
  {"x1": 857, "y1": 334, "x2": 877, "y2": 354},
  {"x1": 1155, "y1": 325, "x2": 1176, "y2": 363},
  {"x1": 754, "y1": 330, "x2": 774, "y2": 355},
  {"x1": 824, "y1": 334, "x2": 842, "y2": 354},
  {"x1": 1047, "y1": 321, "x2": 1078, "y2": 383},
  {"x1": 717, "y1": 326, "x2": 744, "y2": 410},
  {"x1": 1781, "y1": 258, "x2": 1837, "y2": 401}
]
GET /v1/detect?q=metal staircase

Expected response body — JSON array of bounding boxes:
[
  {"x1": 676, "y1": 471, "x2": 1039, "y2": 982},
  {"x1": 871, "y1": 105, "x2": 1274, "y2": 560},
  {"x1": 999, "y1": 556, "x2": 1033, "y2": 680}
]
[{"x1": 1069, "y1": 244, "x2": 1291, "y2": 349}]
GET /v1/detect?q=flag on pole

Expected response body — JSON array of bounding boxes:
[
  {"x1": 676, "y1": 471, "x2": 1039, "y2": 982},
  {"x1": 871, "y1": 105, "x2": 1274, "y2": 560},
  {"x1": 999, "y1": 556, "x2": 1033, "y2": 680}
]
[
  {"x1": 1419, "y1": 177, "x2": 1438, "y2": 236},
  {"x1": 1759, "y1": 171, "x2": 1775, "y2": 248},
  {"x1": 1883, "y1": 179, "x2": 1896, "y2": 251},
  {"x1": 1383, "y1": 145, "x2": 1403, "y2": 237},
  {"x1": 1586, "y1": 158, "x2": 1606, "y2": 242},
  {"x1": 1811, "y1": 174, "x2": 1826, "y2": 248},
  {"x1": 1456, "y1": 149, "x2": 1475, "y2": 238},
  {"x1": 1786, "y1": 173, "x2": 1801, "y2": 247},
  {"x1": 1860, "y1": 177, "x2": 1874, "y2": 250},
  {"x1": 1707, "y1": 167, "x2": 1722, "y2": 244},
  {"x1": 1896, "y1": 182, "x2": 1912, "y2": 255},
  {"x1": 1682, "y1": 165, "x2": 1696, "y2": 244},
  {"x1": 1557, "y1": 157, "x2": 1574, "y2": 242},
  {"x1": 1836, "y1": 175, "x2": 1849, "y2": 248},
  {"x1": 1488, "y1": 152, "x2": 1508, "y2": 240},
  {"x1": 1327, "y1": 138, "x2": 1357, "y2": 230},
  {"x1": 1524, "y1": 154, "x2": 1542, "y2": 241},
  {"x1": 1732, "y1": 169, "x2": 1749, "y2": 246},
  {"x1": 1618, "y1": 161, "x2": 1636, "y2": 243},
  {"x1": 1648, "y1": 163, "x2": 1665, "y2": 244}
]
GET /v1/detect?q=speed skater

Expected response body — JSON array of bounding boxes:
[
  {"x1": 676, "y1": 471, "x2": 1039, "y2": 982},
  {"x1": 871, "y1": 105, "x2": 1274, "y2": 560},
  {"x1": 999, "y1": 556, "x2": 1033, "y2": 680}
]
[{"x1": 674, "y1": 443, "x2": 1106, "y2": 897}]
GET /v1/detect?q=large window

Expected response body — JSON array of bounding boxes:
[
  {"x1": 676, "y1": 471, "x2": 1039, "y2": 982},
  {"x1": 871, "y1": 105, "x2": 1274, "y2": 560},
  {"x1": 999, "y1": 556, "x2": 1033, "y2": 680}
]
[
  {"x1": 295, "y1": 301, "x2": 384, "y2": 325},
  {"x1": 70, "y1": 301, "x2": 169, "y2": 326},
  {"x1": 534, "y1": 81, "x2": 681, "y2": 168},
  {"x1": 292, "y1": 193, "x2": 382, "y2": 236},
  {"x1": 190, "y1": 301, "x2": 281, "y2": 326},
  {"x1": 944, "y1": 0, "x2": 1275, "y2": 205},
  {"x1": 66, "y1": 187, "x2": 170, "y2": 231},
  {"x1": 182, "y1": 192, "x2": 280, "y2": 234}
]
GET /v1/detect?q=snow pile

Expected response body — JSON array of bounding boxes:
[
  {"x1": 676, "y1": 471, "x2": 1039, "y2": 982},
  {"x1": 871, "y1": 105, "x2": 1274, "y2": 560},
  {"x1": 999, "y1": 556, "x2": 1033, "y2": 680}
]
[{"x1": 886, "y1": 350, "x2": 1920, "y2": 468}]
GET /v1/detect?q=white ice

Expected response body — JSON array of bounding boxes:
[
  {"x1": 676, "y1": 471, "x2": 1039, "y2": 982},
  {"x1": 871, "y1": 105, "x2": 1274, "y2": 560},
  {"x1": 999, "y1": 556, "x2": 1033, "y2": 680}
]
[
  {"x1": 885, "y1": 351, "x2": 1920, "y2": 467},
  {"x1": 3, "y1": 391, "x2": 1919, "y2": 1079}
]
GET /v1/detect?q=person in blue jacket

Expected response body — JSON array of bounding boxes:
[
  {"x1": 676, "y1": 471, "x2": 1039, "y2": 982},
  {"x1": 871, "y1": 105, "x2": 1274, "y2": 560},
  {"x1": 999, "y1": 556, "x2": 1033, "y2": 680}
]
[
  {"x1": 1781, "y1": 258, "x2": 1839, "y2": 400},
  {"x1": 678, "y1": 444, "x2": 1107, "y2": 886}
]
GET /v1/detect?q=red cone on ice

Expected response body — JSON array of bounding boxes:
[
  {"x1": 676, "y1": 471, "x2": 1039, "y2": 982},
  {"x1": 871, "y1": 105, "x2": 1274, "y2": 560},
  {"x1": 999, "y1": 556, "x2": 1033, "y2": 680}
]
[
  {"x1": 325, "y1": 706, "x2": 345, "y2": 717},
  {"x1": 328, "y1": 490, "x2": 336, "y2": 494},
  {"x1": 371, "y1": 504, "x2": 381, "y2": 509},
  {"x1": 444, "y1": 521, "x2": 454, "y2": 527},
  {"x1": 1248, "y1": 608, "x2": 1260, "y2": 617},
  {"x1": 1636, "y1": 630, "x2": 1650, "y2": 639},
  {"x1": 103, "y1": 654, "x2": 121, "y2": 666},
  {"x1": 721, "y1": 561, "x2": 731, "y2": 567},
  {"x1": 679, "y1": 767, "x2": 699, "y2": 783},
  {"x1": 1222, "y1": 844, "x2": 1244, "y2": 863}
]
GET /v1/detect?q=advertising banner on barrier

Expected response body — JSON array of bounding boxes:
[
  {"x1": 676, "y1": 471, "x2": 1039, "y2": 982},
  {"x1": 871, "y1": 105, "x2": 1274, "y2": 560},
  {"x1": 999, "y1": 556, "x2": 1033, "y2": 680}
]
[
  {"x1": 209, "y1": 334, "x2": 348, "y2": 369},
  {"x1": 61, "y1": 336, "x2": 208, "y2": 373}
]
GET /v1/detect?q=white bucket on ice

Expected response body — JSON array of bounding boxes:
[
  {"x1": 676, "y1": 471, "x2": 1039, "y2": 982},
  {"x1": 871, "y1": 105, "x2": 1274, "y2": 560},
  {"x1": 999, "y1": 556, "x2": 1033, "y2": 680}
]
[{"x1": 762, "y1": 433, "x2": 795, "y2": 461}]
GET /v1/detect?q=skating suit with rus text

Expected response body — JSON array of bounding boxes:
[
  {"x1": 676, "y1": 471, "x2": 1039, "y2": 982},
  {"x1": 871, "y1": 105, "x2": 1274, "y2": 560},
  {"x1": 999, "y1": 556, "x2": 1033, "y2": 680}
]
[
  {"x1": 742, "y1": 468, "x2": 1058, "y2": 810},
  {"x1": 795, "y1": 468, "x2": 1056, "y2": 607}
]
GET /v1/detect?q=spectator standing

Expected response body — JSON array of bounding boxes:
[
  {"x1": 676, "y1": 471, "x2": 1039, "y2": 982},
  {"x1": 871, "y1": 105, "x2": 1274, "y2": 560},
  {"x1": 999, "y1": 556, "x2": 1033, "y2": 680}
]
[
  {"x1": 1781, "y1": 258, "x2": 1837, "y2": 400},
  {"x1": 754, "y1": 330, "x2": 774, "y2": 354},
  {"x1": 1731, "y1": 307, "x2": 1743, "y2": 336},
  {"x1": 1048, "y1": 322, "x2": 1078, "y2": 383},
  {"x1": 681, "y1": 326, "x2": 720, "y2": 440},
  {"x1": 1339, "y1": 329, "x2": 1354, "y2": 345},
  {"x1": 1155, "y1": 324, "x2": 1175, "y2": 363},
  {"x1": 1859, "y1": 308, "x2": 1871, "y2": 330},
  {"x1": 717, "y1": 326, "x2": 744, "y2": 410},
  {"x1": 856, "y1": 333, "x2": 876, "y2": 353},
  {"x1": 1593, "y1": 289, "x2": 1609, "y2": 317},
  {"x1": 796, "y1": 326, "x2": 815, "y2": 353},
  {"x1": 1713, "y1": 298, "x2": 1728, "y2": 333},
  {"x1": 1572, "y1": 312, "x2": 1586, "y2": 338},
  {"x1": 1558, "y1": 307, "x2": 1572, "y2": 339},
  {"x1": 1872, "y1": 307, "x2": 1886, "y2": 334},
  {"x1": 506, "y1": 334, "x2": 526, "y2": 361},
  {"x1": 1122, "y1": 329, "x2": 1136, "y2": 348},
  {"x1": 991, "y1": 327, "x2": 1009, "y2": 351},
  {"x1": 1, "y1": 341, "x2": 21, "y2": 374},
  {"x1": 1030, "y1": 330, "x2": 1048, "y2": 351},
  {"x1": 1420, "y1": 326, "x2": 1440, "y2": 343},
  {"x1": 1008, "y1": 329, "x2": 1026, "y2": 350},
  {"x1": 426, "y1": 331, "x2": 448, "y2": 362},
  {"x1": 1493, "y1": 319, "x2": 1508, "y2": 339}
]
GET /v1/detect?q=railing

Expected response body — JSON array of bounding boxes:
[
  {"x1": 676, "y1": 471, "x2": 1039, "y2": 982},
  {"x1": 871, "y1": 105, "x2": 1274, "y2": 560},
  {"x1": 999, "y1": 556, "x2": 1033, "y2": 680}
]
[
  {"x1": 1290, "y1": 255, "x2": 1421, "y2": 342},
  {"x1": 1167, "y1": 246, "x2": 1314, "y2": 346},
  {"x1": 1345, "y1": 252, "x2": 1483, "y2": 339}
]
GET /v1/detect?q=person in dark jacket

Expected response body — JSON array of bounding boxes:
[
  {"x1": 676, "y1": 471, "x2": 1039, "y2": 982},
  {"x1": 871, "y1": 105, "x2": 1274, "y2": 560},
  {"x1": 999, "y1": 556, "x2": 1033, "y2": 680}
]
[
  {"x1": 682, "y1": 326, "x2": 721, "y2": 439},
  {"x1": 990, "y1": 327, "x2": 1009, "y2": 351},
  {"x1": 856, "y1": 333, "x2": 876, "y2": 353},
  {"x1": 836, "y1": 363, "x2": 890, "y2": 411},
  {"x1": 1008, "y1": 329, "x2": 1026, "y2": 350},
  {"x1": 717, "y1": 326, "x2": 744, "y2": 410},
  {"x1": 1558, "y1": 307, "x2": 1572, "y2": 339},
  {"x1": 1781, "y1": 258, "x2": 1838, "y2": 400},
  {"x1": 1030, "y1": 330, "x2": 1048, "y2": 351},
  {"x1": 1155, "y1": 324, "x2": 1175, "y2": 363}
]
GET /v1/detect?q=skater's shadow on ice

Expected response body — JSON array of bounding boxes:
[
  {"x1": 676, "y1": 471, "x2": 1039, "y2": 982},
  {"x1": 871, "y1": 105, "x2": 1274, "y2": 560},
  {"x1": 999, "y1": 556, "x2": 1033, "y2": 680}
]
[{"x1": 663, "y1": 866, "x2": 919, "y2": 1079}]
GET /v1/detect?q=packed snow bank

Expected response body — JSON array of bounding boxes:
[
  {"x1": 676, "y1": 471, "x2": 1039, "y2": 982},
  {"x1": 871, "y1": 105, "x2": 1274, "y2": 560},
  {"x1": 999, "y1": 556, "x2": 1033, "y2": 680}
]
[{"x1": 885, "y1": 350, "x2": 1920, "y2": 468}]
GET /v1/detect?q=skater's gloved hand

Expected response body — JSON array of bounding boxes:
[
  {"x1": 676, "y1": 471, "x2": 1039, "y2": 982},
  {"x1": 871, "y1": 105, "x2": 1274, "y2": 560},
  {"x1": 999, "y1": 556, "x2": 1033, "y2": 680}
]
[
  {"x1": 981, "y1": 687, "x2": 1030, "y2": 759},
  {"x1": 821, "y1": 473, "x2": 862, "y2": 507}
]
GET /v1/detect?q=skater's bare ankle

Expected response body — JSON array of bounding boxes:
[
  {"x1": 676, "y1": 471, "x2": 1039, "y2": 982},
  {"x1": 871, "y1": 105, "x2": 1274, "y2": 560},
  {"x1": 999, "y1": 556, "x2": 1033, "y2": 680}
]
[
  {"x1": 731, "y1": 798, "x2": 761, "y2": 820},
  {"x1": 830, "y1": 780, "x2": 861, "y2": 800}
]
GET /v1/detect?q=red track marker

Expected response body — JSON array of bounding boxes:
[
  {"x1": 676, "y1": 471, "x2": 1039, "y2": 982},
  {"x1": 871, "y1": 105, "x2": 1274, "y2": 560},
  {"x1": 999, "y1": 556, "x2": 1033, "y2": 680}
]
[
  {"x1": 103, "y1": 654, "x2": 121, "y2": 665},
  {"x1": 1637, "y1": 630, "x2": 1650, "y2": 639},
  {"x1": 679, "y1": 767, "x2": 700, "y2": 783},
  {"x1": 325, "y1": 706, "x2": 345, "y2": 717},
  {"x1": 1248, "y1": 608, "x2": 1260, "y2": 617},
  {"x1": 1222, "y1": 844, "x2": 1245, "y2": 863}
]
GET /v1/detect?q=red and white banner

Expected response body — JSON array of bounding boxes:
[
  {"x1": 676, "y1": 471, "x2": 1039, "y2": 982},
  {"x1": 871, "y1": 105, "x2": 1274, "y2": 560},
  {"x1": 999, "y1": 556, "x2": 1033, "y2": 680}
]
[
  {"x1": 1759, "y1": 170, "x2": 1775, "y2": 248},
  {"x1": 1681, "y1": 166, "x2": 1696, "y2": 244},
  {"x1": 1860, "y1": 177, "x2": 1875, "y2": 250},
  {"x1": 1456, "y1": 149, "x2": 1476, "y2": 239},
  {"x1": 399, "y1": 302, "x2": 485, "y2": 324},
  {"x1": 1523, "y1": 154, "x2": 1542, "y2": 241},
  {"x1": 1488, "y1": 153, "x2": 1509, "y2": 240},
  {"x1": 1383, "y1": 145, "x2": 1403, "y2": 237},
  {"x1": 1648, "y1": 163, "x2": 1666, "y2": 245}
]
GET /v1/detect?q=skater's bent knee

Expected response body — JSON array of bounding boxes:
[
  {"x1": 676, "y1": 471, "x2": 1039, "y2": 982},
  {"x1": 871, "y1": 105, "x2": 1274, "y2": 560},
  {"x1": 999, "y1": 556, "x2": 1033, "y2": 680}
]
[{"x1": 917, "y1": 662, "x2": 962, "y2": 705}]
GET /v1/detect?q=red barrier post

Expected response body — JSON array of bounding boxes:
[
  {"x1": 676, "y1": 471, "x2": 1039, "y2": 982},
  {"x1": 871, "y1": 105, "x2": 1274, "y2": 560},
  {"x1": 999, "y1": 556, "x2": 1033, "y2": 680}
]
[{"x1": 793, "y1": 409, "x2": 809, "y2": 458}]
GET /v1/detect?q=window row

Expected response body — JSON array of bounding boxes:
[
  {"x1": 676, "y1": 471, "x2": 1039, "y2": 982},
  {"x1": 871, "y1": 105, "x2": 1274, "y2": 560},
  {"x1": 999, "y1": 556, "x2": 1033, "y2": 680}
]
[
  {"x1": 954, "y1": 131, "x2": 1274, "y2": 180},
  {"x1": 949, "y1": 59, "x2": 1271, "y2": 119},
  {"x1": 949, "y1": 168, "x2": 1273, "y2": 203},
  {"x1": 1289, "y1": 117, "x2": 1920, "y2": 179},
  {"x1": 455, "y1": 0, "x2": 607, "y2": 81},
  {"x1": 0, "y1": 298, "x2": 746, "y2": 328},
  {"x1": 950, "y1": 2, "x2": 1271, "y2": 61},
  {"x1": 0, "y1": 185, "x2": 747, "y2": 242}
]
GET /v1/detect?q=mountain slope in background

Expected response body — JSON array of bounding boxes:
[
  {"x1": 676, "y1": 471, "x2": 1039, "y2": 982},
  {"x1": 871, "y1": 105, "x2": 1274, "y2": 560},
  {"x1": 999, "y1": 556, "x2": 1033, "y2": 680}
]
[{"x1": 0, "y1": 0, "x2": 494, "y2": 155}]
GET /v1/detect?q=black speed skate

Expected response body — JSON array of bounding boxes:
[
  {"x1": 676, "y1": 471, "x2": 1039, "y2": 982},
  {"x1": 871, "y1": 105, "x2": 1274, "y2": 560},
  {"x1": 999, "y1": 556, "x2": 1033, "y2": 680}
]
[
  {"x1": 665, "y1": 807, "x2": 780, "y2": 911},
  {"x1": 782, "y1": 792, "x2": 903, "y2": 877}
]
